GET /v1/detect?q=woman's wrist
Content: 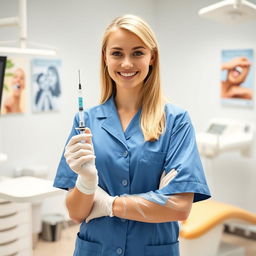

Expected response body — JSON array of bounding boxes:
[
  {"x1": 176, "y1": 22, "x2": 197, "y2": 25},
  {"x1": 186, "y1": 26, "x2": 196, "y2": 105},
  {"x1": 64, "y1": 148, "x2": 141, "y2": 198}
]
[
  {"x1": 75, "y1": 174, "x2": 98, "y2": 194},
  {"x1": 112, "y1": 197, "x2": 124, "y2": 218}
]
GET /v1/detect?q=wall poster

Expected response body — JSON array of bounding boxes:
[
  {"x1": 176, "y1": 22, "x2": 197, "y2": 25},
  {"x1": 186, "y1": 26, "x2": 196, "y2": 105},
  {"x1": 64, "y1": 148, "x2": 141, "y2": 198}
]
[
  {"x1": 221, "y1": 49, "x2": 254, "y2": 107},
  {"x1": 32, "y1": 59, "x2": 61, "y2": 112}
]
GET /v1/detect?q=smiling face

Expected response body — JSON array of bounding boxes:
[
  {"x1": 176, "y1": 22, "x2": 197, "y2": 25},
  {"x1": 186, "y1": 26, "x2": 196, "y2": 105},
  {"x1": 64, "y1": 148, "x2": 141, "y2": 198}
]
[
  {"x1": 38, "y1": 73, "x2": 49, "y2": 90},
  {"x1": 227, "y1": 65, "x2": 249, "y2": 85},
  {"x1": 104, "y1": 28, "x2": 154, "y2": 92},
  {"x1": 47, "y1": 68, "x2": 58, "y2": 88},
  {"x1": 11, "y1": 68, "x2": 25, "y2": 97}
]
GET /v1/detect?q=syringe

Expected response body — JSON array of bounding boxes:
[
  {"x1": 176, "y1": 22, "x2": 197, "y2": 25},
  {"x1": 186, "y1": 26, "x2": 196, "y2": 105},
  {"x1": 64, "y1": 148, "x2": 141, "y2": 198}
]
[{"x1": 77, "y1": 70, "x2": 85, "y2": 133}]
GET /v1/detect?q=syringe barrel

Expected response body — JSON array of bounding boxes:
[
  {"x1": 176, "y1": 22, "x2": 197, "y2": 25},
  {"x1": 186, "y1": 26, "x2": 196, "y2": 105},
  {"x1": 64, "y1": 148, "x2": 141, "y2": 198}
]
[
  {"x1": 79, "y1": 110, "x2": 85, "y2": 128},
  {"x1": 78, "y1": 96, "x2": 83, "y2": 111}
]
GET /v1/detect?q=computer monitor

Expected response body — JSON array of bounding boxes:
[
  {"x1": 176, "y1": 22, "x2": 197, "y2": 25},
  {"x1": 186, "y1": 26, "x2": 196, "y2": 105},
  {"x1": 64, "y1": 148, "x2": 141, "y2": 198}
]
[{"x1": 0, "y1": 56, "x2": 7, "y2": 111}]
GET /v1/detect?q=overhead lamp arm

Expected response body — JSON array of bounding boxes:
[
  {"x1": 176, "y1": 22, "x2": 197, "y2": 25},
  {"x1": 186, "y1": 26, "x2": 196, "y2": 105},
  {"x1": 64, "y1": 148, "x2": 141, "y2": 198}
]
[
  {"x1": 0, "y1": 17, "x2": 19, "y2": 27},
  {"x1": 19, "y1": 0, "x2": 27, "y2": 48},
  {"x1": 0, "y1": 0, "x2": 27, "y2": 47},
  {"x1": 234, "y1": 0, "x2": 242, "y2": 8},
  {"x1": 0, "y1": 0, "x2": 56, "y2": 56}
]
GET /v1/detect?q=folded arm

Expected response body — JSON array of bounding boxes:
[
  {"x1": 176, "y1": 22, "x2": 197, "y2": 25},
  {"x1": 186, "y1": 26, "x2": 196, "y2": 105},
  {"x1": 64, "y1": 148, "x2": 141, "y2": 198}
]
[
  {"x1": 112, "y1": 192, "x2": 194, "y2": 223},
  {"x1": 86, "y1": 170, "x2": 194, "y2": 223}
]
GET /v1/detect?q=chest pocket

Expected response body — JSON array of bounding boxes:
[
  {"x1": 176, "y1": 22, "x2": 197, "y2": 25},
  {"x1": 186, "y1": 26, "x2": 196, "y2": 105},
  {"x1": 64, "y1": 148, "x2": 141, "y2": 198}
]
[{"x1": 140, "y1": 150, "x2": 166, "y2": 171}]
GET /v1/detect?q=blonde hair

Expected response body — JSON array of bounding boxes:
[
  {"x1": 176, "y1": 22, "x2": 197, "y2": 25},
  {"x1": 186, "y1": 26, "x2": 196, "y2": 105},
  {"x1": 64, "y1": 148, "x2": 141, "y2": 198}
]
[{"x1": 100, "y1": 14, "x2": 166, "y2": 141}]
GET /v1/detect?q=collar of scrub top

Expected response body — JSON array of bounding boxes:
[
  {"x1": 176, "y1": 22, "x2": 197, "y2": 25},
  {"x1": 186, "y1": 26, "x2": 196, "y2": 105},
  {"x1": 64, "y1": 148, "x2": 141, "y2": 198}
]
[{"x1": 95, "y1": 95, "x2": 142, "y2": 148}]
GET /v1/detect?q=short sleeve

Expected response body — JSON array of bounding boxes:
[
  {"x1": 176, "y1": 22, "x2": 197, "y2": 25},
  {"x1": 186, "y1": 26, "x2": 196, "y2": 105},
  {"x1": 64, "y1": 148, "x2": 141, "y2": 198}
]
[
  {"x1": 53, "y1": 114, "x2": 80, "y2": 190},
  {"x1": 157, "y1": 111, "x2": 211, "y2": 203}
]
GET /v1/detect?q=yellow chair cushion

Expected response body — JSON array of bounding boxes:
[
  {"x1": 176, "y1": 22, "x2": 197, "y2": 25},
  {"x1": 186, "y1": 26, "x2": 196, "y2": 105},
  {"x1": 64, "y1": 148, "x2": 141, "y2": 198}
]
[{"x1": 180, "y1": 199, "x2": 256, "y2": 239}]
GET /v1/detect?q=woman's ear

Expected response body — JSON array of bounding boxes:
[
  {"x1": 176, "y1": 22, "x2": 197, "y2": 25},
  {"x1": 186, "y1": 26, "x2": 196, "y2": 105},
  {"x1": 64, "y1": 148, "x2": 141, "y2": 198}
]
[
  {"x1": 103, "y1": 50, "x2": 107, "y2": 65},
  {"x1": 150, "y1": 51, "x2": 156, "y2": 66}
]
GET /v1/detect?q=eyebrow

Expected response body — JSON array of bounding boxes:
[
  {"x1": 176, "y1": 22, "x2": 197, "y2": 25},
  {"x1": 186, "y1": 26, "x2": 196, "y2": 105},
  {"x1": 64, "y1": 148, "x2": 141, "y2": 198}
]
[{"x1": 110, "y1": 46, "x2": 146, "y2": 50}]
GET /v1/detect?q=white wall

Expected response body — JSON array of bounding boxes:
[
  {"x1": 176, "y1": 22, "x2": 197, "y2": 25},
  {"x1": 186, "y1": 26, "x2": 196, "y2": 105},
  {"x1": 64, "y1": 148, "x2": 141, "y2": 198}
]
[{"x1": 0, "y1": 0, "x2": 256, "y2": 216}]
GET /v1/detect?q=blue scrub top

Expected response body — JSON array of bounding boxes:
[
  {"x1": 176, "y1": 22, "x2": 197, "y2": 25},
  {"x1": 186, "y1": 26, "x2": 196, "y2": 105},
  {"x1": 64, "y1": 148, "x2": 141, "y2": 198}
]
[{"x1": 54, "y1": 95, "x2": 211, "y2": 256}]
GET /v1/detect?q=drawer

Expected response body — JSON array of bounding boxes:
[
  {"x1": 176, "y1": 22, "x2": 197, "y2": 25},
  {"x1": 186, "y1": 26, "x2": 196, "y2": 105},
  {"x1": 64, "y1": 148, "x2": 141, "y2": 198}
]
[
  {"x1": 0, "y1": 202, "x2": 30, "y2": 217},
  {"x1": 17, "y1": 248, "x2": 33, "y2": 256},
  {"x1": 0, "y1": 223, "x2": 32, "y2": 244},
  {"x1": 0, "y1": 211, "x2": 31, "y2": 230},
  {"x1": 0, "y1": 199, "x2": 9, "y2": 204},
  {"x1": 0, "y1": 236, "x2": 32, "y2": 256}
]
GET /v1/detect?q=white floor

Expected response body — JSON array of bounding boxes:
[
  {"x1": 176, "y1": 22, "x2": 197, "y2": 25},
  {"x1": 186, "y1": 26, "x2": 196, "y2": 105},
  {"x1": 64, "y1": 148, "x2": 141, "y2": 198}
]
[{"x1": 33, "y1": 224, "x2": 256, "y2": 256}]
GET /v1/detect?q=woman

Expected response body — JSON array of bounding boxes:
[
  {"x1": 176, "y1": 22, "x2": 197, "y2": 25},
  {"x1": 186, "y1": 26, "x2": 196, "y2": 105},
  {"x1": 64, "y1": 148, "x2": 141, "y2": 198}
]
[
  {"x1": 47, "y1": 66, "x2": 61, "y2": 98},
  {"x1": 3, "y1": 68, "x2": 25, "y2": 113},
  {"x1": 35, "y1": 73, "x2": 53, "y2": 111},
  {"x1": 54, "y1": 14, "x2": 210, "y2": 256},
  {"x1": 35, "y1": 66, "x2": 61, "y2": 111}
]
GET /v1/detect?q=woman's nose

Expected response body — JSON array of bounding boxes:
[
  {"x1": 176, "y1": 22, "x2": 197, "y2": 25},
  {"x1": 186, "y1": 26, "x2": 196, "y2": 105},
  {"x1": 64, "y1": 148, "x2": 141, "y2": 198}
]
[{"x1": 121, "y1": 57, "x2": 133, "y2": 69}]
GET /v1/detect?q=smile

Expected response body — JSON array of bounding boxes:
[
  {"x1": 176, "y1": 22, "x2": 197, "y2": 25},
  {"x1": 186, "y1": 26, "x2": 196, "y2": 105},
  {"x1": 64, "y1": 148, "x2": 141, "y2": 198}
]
[
  {"x1": 12, "y1": 84, "x2": 21, "y2": 90},
  {"x1": 231, "y1": 66, "x2": 243, "y2": 78},
  {"x1": 118, "y1": 71, "x2": 139, "y2": 78},
  {"x1": 234, "y1": 66, "x2": 243, "y2": 74}
]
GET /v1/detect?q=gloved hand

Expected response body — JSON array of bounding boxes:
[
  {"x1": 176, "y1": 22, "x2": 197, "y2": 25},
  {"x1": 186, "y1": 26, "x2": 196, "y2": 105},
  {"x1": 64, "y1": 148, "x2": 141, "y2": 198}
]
[
  {"x1": 86, "y1": 186, "x2": 117, "y2": 223},
  {"x1": 64, "y1": 128, "x2": 98, "y2": 194}
]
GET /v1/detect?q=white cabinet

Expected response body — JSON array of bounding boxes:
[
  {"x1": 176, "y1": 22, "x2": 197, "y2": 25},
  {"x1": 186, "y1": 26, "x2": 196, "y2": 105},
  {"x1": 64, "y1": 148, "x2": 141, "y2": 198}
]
[
  {"x1": 0, "y1": 176, "x2": 64, "y2": 255},
  {"x1": 0, "y1": 198, "x2": 33, "y2": 256}
]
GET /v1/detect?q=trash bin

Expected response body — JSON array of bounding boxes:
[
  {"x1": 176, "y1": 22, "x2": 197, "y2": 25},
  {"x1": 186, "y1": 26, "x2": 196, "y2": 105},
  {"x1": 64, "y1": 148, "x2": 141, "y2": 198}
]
[{"x1": 41, "y1": 214, "x2": 64, "y2": 242}]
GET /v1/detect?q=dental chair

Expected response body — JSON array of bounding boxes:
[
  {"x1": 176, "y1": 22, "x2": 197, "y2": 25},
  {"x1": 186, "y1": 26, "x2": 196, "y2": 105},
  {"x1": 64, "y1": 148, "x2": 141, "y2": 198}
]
[{"x1": 179, "y1": 199, "x2": 256, "y2": 256}]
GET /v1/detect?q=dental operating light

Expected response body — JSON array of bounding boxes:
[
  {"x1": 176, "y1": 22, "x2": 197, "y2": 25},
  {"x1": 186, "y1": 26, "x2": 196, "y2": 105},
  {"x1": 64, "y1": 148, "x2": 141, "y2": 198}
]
[{"x1": 198, "y1": 0, "x2": 256, "y2": 24}]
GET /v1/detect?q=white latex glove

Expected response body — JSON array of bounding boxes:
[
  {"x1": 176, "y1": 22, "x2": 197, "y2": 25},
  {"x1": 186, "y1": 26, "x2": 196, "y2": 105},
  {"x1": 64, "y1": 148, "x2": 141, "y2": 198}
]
[
  {"x1": 159, "y1": 169, "x2": 178, "y2": 190},
  {"x1": 86, "y1": 186, "x2": 117, "y2": 223},
  {"x1": 64, "y1": 128, "x2": 98, "y2": 194}
]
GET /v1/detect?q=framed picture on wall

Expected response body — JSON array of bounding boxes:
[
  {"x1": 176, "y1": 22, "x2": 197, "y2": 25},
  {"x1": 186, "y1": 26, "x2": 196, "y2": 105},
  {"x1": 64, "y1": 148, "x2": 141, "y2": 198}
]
[
  {"x1": 220, "y1": 49, "x2": 254, "y2": 107},
  {"x1": 0, "y1": 57, "x2": 29, "y2": 115},
  {"x1": 31, "y1": 59, "x2": 61, "y2": 112}
]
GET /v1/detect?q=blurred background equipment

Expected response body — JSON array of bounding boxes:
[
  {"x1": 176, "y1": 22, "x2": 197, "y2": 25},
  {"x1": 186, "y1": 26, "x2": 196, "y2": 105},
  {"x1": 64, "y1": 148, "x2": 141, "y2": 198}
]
[
  {"x1": 198, "y1": 0, "x2": 256, "y2": 24},
  {"x1": 0, "y1": 176, "x2": 64, "y2": 255},
  {"x1": 196, "y1": 118, "x2": 254, "y2": 158},
  {"x1": 179, "y1": 118, "x2": 255, "y2": 256},
  {"x1": 0, "y1": 0, "x2": 56, "y2": 56},
  {"x1": 179, "y1": 200, "x2": 256, "y2": 256}
]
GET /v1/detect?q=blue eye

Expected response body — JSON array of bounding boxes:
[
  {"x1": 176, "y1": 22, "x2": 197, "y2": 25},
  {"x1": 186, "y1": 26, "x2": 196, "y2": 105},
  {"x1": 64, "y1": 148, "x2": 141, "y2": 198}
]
[
  {"x1": 133, "y1": 51, "x2": 144, "y2": 56},
  {"x1": 112, "y1": 51, "x2": 122, "y2": 56}
]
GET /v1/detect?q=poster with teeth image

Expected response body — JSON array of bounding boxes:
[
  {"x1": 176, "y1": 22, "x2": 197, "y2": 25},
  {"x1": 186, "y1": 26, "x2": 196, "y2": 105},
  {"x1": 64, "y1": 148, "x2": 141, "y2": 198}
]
[
  {"x1": 221, "y1": 49, "x2": 254, "y2": 107},
  {"x1": 0, "y1": 57, "x2": 28, "y2": 115},
  {"x1": 32, "y1": 59, "x2": 61, "y2": 113}
]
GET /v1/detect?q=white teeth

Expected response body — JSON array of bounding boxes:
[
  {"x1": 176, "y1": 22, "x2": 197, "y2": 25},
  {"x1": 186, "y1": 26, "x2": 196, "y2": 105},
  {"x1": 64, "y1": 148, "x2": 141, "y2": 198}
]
[
  {"x1": 120, "y1": 72, "x2": 136, "y2": 77},
  {"x1": 13, "y1": 84, "x2": 20, "y2": 90},
  {"x1": 235, "y1": 66, "x2": 243, "y2": 73}
]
